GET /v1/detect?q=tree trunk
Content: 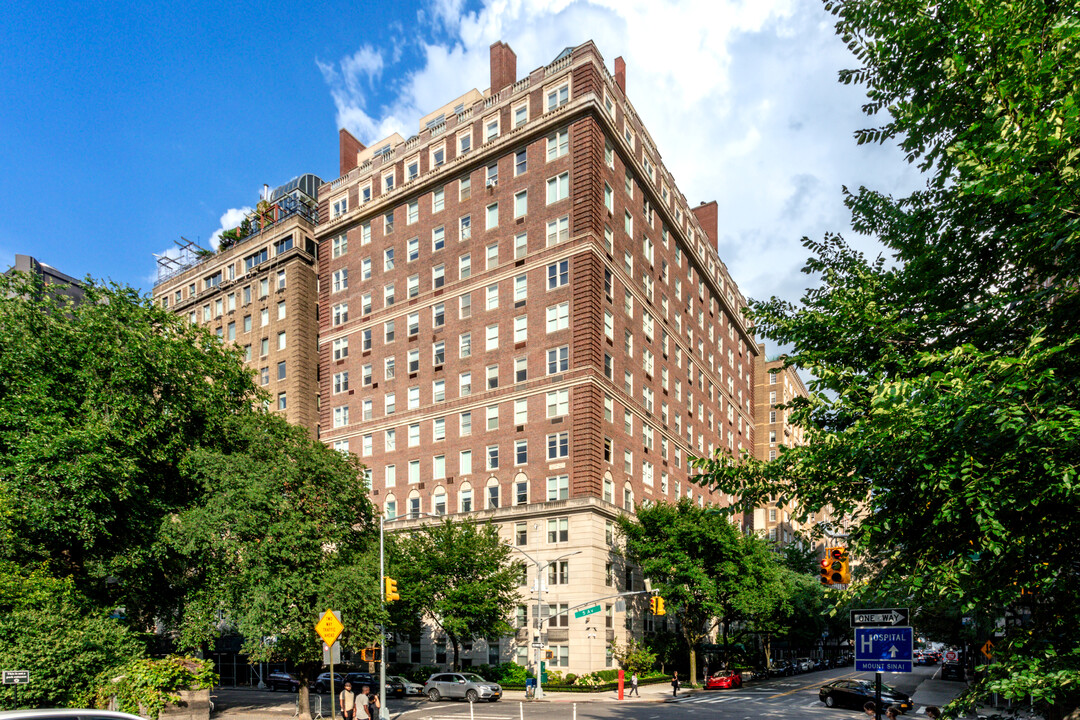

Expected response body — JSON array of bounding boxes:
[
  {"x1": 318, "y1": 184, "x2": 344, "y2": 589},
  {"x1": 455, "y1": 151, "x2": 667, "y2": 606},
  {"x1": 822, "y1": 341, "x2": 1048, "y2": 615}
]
[
  {"x1": 449, "y1": 632, "x2": 460, "y2": 671},
  {"x1": 297, "y1": 685, "x2": 313, "y2": 720}
]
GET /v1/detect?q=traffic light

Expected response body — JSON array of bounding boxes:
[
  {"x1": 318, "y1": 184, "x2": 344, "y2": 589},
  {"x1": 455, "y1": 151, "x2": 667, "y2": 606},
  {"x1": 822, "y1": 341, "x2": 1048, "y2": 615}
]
[
  {"x1": 820, "y1": 547, "x2": 850, "y2": 585},
  {"x1": 544, "y1": 650, "x2": 554, "y2": 660},
  {"x1": 384, "y1": 576, "x2": 400, "y2": 602},
  {"x1": 649, "y1": 595, "x2": 666, "y2": 615}
]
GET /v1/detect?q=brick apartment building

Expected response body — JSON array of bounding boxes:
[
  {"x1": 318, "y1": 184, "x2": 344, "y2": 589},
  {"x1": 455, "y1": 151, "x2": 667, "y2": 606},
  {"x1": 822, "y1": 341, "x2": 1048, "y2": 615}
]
[
  {"x1": 751, "y1": 345, "x2": 837, "y2": 551},
  {"x1": 151, "y1": 175, "x2": 323, "y2": 434},
  {"x1": 315, "y1": 40, "x2": 759, "y2": 674}
]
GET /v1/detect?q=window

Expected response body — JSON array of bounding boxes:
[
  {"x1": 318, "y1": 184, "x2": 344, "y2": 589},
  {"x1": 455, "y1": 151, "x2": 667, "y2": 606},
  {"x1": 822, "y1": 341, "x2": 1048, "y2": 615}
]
[
  {"x1": 332, "y1": 269, "x2": 348, "y2": 293},
  {"x1": 277, "y1": 301, "x2": 286, "y2": 320},
  {"x1": 486, "y1": 405, "x2": 499, "y2": 431},
  {"x1": 409, "y1": 424, "x2": 420, "y2": 447},
  {"x1": 486, "y1": 202, "x2": 499, "y2": 230},
  {"x1": 604, "y1": 182, "x2": 613, "y2": 212},
  {"x1": 515, "y1": 439, "x2": 528, "y2": 465},
  {"x1": 331, "y1": 195, "x2": 348, "y2": 218},
  {"x1": 362, "y1": 328, "x2": 372, "y2": 350},
  {"x1": 546, "y1": 216, "x2": 569, "y2": 245},
  {"x1": 384, "y1": 357, "x2": 395, "y2": 379},
  {"x1": 433, "y1": 379, "x2": 446, "y2": 403},
  {"x1": 408, "y1": 461, "x2": 421, "y2": 485},
  {"x1": 546, "y1": 128, "x2": 569, "y2": 160},
  {"x1": 459, "y1": 254, "x2": 472, "y2": 280},
  {"x1": 408, "y1": 313, "x2": 419, "y2": 336},
  {"x1": 514, "y1": 356, "x2": 527, "y2": 383},
  {"x1": 333, "y1": 372, "x2": 349, "y2": 394},
  {"x1": 408, "y1": 349, "x2": 420, "y2": 373},
  {"x1": 487, "y1": 445, "x2": 500, "y2": 470},
  {"x1": 433, "y1": 303, "x2": 445, "y2": 327},
  {"x1": 260, "y1": 307, "x2": 269, "y2": 327},
  {"x1": 514, "y1": 232, "x2": 528, "y2": 259},
  {"x1": 486, "y1": 242, "x2": 499, "y2": 269},
  {"x1": 432, "y1": 226, "x2": 445, "y2": 252},
  {"x1": 546, "y1": 389, "x2": 569, "y2": 417},
  {"x1": 458, "y1": 130, "x2": 472, "y2": 155},
  {"x1": 547, "y1": 474, "x2": 569, "y2": 501},
  {"x1": 408, "y1": 386, "x2": 420, "y2": 410},
  {"x1": 487, "y1": 483, "x2": 500, "y2": 509},
  {"x1": 513, "y1": 316, "x2": 527, "y2": 343},
  {"x1": 486, "y1": 364, "x2": 499, "y2": 390},
  {"x1": 385, "y1": 319, "x2": 396, "y2": 343},
  {"x1": 546, "y1": 172, "x2": 569, "y2": 204},
  {"x1": 459, "y1": 372, "x2": 472, "y2": 396},
  {"x1": 486, "y1": 284, "x2": 499, "y2": 311},
  {"x1": 547, "y1": 517, "x2": 569, "y2": 542},
  {"x1": 546, "y1": 82, "x2": 569, "y2": 111},
  {"x1": 277, "y1": 392, "x2": 287, "y2": 410},
  {"x1": 604, "y1": 311, "x2": 613, "y2": 340},
  {"x1": 333, "y1": 337, "x2": 348, "y2": 360},
  {"x1": 333, "y1": 406, "x2": 349, "y2": 428},
  {"x1": 514, "y1": 189, "x2": 528, "y2": 218},
  {"x1": 332, "y1": 303, "x2": 348, "y2": 326},
  {"x1": 277, "y1": 269, "x2": 287, "y2": 290},
  {"x1": 460, "y1": 332, "x2": 472, "y2": 357},
  {"x1": 512, "y1": 275, "x2": 527, "y2": 303},
  {"x1": 460, "y1": 293, "x2": 472, "y2": 319},
  {"x1": 547, "y1": 260, "x2": 569, "y2": 289},
  {"x1": 547, "y1": 432, "x2": 569, "y2": 460},
  {"x1": 546, "y1": 302, "x2": 569, "y2": 332},
  {"x1": 514, "y1": 148, "x2": 528, "y2": 175},
  {"x1": 486, "y1": 324, "x2": 499, "y2": 351},
  {"x1": 408, "y1": 237, "x2": 419, "y2": 262},
  {"x1": 432, "y1": 186, "x2": 445, "y2": 212},
  {"x1": 260, "y1": 338, "x2": 269, "y2": 357},
  {"x1": 484, "y1": 114, "x2": 500, "y2": 142},
  {"x1": 332, "y1": 234, "x2": 348, "y2": 258},
  {"x1": 460, "y1": 450, "x2": 473, "y2": 475},
  {"x1": 459, "y1": 215, "x2": 472, "y2": 241},
  {"x1": 547, "y1": 345, "x2": 569, "y2": 374},
  {"x1": 407, "y1": 200, "x2": 419, "y2": 225}
]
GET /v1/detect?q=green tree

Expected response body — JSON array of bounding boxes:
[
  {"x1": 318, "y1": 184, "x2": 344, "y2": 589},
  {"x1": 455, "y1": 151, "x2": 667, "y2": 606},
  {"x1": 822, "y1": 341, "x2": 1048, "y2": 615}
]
[
  {"x1": 160, "y1": 411, "x2": 381, "y2": 718},
  {"x1": 610, "y1": 637, "x2": 657, "y2": 675},
  {"x1": 388, "y1": 518, "x2": 519, "y2": 671},
  {"x1": 0, "y1": 273, "x2": 257, "y2": 626},
  {"x1": 617, "y1": 500, "x2": 783, "y2": 681},
  {"x1": 691, "y1": 2, "x2": 1080, "y2": 715}
]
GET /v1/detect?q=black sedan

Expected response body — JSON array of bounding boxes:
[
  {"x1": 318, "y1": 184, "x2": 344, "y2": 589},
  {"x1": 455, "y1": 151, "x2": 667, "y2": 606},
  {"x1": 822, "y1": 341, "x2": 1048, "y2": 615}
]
[
  {"x1": 819, "y1": 679, "x2": 913, "y2": 712},
  {"x1": 941, "y1": 663, "x2": 965, "y2": 681},
  {"x1": 267, "y1": 671, "x2": 303, "y2": 692}
]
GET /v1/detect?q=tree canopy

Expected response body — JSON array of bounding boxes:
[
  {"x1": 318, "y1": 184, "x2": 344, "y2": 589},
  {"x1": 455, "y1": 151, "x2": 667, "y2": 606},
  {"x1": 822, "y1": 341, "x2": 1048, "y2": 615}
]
[
  {"x1": 0, "y1": 274, "x2": 377, "y2": 712},
  {"x1": 388, "y1": 518, "x2": 519, "y2": 670},
  {"x1": 690, "y1": 2, "x2": 1080, "y2": 715}
]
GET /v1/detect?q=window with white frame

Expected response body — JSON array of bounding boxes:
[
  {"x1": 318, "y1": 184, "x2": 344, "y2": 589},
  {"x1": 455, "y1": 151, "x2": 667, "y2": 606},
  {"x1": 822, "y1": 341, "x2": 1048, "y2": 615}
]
[
  {"x1": 546, "y1": 389, "x2": 569, "y2": 417},
  {"x1": 546, "y1": 129, "x2": 569, "y2": 160},
  {"x1": 546, "y1": 216, "x2": 569, "y2": 245},
  {"x1": 546, "y1": 172, "x2": 569, "y2": 204},
  {"x1": 546, "y1": 302, "x2": 569, "y2": 332}
]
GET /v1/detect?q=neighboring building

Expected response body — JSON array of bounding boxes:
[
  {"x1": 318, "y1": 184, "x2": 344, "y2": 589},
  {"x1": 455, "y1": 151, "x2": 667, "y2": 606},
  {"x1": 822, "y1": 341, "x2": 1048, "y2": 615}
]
[
  {"x1": 315, "y1": 40, "x2": 758, "y2": 674},
  {"x1": 750, "y1": 344, "x2": 836, "y2": 551},
  {"x1": 4, "y1": 253, "x2": 86, "y2": 304},
  {"x1": 151, "y1": 175, "x2": 323, "y2": 434}
]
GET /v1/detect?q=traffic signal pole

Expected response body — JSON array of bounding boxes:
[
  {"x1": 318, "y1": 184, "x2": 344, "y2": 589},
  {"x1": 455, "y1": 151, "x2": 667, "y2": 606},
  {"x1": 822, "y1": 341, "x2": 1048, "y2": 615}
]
[{"x1": 379, "y1": 515, "x2": 387, "y2": 720}]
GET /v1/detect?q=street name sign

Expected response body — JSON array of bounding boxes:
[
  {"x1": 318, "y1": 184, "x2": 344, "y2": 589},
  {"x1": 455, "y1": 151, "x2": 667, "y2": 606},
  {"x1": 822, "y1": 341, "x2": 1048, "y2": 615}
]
[
  {"x1": 315, "y1": 609, "x2": 344, "y2": 647},
  {"x1": 855, "y1": 627, "x2": 914, "y2": 673},
  {"x1": 574, "y1": 605, "x2": 601, "y2": 619},
  {"x1": 850, "y1": 608, "x2": 910, "y2": 627},
  {"x1": 2, "y1": 671, "x2": 29, "y2": 685}
]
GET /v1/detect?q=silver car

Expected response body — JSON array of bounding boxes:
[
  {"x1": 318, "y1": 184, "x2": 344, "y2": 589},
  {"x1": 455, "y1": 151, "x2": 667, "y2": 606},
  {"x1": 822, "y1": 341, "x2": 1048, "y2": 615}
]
[{"x1": 424, "y1": 672, "x2": 502, "y2": 702}]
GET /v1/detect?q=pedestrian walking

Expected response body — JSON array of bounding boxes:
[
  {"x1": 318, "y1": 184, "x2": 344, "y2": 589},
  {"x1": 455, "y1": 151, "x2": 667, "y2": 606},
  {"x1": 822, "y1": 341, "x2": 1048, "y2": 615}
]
[
  {"x1": 628, "y1": 672, "x2": 639, "y2": 697},
  {"x1": 885, "y1": 706, "x2": 902, "y2": 720},
  {"x1": 362, "y1": 685, "x2": 380, "y2": 720},
  {"x1": 863, "y1": 701, "x2": 877, "y2": 717},
  {"x1": 671, "y1": 670, "x2": 680, "y2": 697},
  {"x1": 339, "y1": 682, "x2": 356, "y2": 720}
]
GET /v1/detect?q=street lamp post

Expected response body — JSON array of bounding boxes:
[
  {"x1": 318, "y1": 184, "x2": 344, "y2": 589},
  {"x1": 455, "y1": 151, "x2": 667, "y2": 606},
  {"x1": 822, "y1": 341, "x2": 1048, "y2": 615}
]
[{"x1": 504, "y1": 545, "x2": 581, "y2": 699}]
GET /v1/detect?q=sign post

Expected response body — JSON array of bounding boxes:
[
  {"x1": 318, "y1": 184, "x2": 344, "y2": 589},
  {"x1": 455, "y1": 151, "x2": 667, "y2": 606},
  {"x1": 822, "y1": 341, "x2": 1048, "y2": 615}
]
[
  {"x1": 3, "y1": 670, "x2": 30, "y2": 710},
  {"x1": 315, "y1": 610, "x2": 344, "y2": 720},
  {"x1": 854, "y1": 627, "x2": 914, "y2": 673}
]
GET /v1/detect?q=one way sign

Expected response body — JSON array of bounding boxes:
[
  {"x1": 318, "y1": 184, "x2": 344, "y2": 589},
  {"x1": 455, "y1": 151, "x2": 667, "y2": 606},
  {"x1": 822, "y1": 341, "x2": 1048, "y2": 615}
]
[
  {"x1": 850, "y1": 607, "x2": 910, "y2": 627},
  {"x1": 855, "y1": 627, "x2": 913, "y2": 673}
]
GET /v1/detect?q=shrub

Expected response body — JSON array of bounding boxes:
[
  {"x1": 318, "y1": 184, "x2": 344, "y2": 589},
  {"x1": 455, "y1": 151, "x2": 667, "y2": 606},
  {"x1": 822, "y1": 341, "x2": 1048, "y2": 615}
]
[{"x1": 93, "y1": 656, "x2": 216, "y2": 720}]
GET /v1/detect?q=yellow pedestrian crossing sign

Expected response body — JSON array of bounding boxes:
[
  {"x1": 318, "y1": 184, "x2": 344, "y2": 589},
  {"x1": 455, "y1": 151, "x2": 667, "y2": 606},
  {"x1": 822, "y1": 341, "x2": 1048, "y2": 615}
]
[{"x1": 315, "y1": 609, "x2": 343, "y2": 647}]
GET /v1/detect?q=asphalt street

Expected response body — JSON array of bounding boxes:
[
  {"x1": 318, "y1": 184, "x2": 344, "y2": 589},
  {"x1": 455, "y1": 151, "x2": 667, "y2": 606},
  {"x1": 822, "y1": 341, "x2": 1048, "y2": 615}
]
[{"x1": 212, "y1": 664, "x2": 967, "y2": 720}]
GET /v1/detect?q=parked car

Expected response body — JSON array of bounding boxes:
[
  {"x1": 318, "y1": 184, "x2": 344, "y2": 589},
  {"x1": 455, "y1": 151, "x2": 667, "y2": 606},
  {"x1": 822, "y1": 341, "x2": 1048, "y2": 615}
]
[
  {"x1": 388, "y1": 675, "x2": 425, "y2": 696},
  {"x1": 768, "y1": 659, "x2": 794, "y2": 677},
  {"x1": 941, "y1": 662, "x2": 965, "y2": 681},
  {"x1": 385, "y1": 676, "x2": 407, "y2": 698},
  {"x1": 704, "y1": 671, "x2": 742, "y2": 689},
  {"x1": 796, "y1": 658, "x2": 815, "y2": 672},
  {"x1": 819, "y1": 679, "x2": 913, "y2": 713},
  {"x1": 813, "y1": 658, "x2": 830, "y2": 671},
  {"x1": 424, "y1": 672, "x2": 502, "y2": 702},
  {"x1": 313, "y1": 672, "x2": 347, "y2": 693},
  {"x1": 0, "y1": 712, "x2": 146, "y2": 720},
  {"x1": 267, "y1": 671, "x2": 303, "y2": 692},
  {"x1": 344, "y1": 673, "x2": 376, "y2": 691}
]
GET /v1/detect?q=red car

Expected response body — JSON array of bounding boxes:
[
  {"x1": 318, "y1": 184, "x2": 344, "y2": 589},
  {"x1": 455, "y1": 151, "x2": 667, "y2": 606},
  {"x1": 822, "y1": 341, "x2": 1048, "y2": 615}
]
[{"x1": 704, "y1": 671, "x2": 742, "y2": 689}]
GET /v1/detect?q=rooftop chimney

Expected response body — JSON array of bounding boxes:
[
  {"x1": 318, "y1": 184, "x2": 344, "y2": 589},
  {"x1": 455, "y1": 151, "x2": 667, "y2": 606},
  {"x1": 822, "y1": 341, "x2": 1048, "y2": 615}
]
[
  {"x1": 692, "y1": 201, "x2": 719, "y2": 250},
  {"x1": 490, "y1": 41, "x2": 517, "y2": 94},
  {"x1": 339, "y1": 128, "x2": 365, "y2": 176},
  {"x1": 614, "y1": 56, "x2": 626, "y2": 93}
]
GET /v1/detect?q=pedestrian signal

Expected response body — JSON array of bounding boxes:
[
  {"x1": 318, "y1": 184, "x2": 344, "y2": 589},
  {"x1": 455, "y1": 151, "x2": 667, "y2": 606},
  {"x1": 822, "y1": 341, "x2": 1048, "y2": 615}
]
[{"x1": 384, "y1": 576, "x2": 400, "y2": 602}]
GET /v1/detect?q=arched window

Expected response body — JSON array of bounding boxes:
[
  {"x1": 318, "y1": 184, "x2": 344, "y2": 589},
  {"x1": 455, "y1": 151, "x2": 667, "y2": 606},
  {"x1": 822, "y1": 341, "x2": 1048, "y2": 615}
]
[
  {"x1": 384, "y1": 494, "x2": 398, "y2": 520},
  {"x1": 433, "y1": 486, "x2": 448, "y2": 515},
  {"x1": 408, "y1": 490, "x2": 422, "y2": 519},
  {"x1": 459, "y1": 482, "x2": 474, "y2": 513},
  {"x1": 485, "y1": 476, "x2": 501, "y2": 509},
  {"x1": 512, "y1": 471, "x2": 529, "y2": 506},
  {"x1": 622, "y1": 482, "x2": 634, "y2": 512}
]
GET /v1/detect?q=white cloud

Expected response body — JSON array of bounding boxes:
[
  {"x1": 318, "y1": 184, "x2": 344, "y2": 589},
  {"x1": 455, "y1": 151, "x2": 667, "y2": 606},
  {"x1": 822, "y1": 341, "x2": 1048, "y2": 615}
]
[{"x1": 317, "y1": 0, "x2": 920, "y2": 325}]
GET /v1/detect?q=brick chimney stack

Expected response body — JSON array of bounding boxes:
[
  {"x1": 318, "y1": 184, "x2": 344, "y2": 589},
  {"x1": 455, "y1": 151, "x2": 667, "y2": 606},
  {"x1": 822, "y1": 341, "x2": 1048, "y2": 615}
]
[
  {"x1": 339, "y1": 128, "x2": 365, "y2": 176},
  {"x1": 490, "y1": 41, "x2": 517, "y2": 94},
  {"x1": 614, "y1": 56, "x2": 626, "y2": 93},
  {"x1": 692, "y1": 201, "x2": 719, "y2": 249}
]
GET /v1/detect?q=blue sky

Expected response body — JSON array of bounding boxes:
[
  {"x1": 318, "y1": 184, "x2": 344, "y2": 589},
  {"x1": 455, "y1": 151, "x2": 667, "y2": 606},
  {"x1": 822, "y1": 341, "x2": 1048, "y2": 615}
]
[{"x1": 1, "y1": 0, "x2": 917, "y2": 303}]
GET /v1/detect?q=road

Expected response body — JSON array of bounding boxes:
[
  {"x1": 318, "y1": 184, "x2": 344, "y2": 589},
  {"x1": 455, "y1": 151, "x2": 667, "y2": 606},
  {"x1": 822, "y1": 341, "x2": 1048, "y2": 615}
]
[{"x1": 213, "y1": 665, "x2": 958, "y2": 720}]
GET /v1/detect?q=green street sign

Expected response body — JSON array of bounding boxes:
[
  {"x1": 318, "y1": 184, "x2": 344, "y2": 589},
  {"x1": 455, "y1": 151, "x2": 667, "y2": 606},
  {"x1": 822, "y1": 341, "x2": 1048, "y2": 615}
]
[{"x1": 574, "y1": 605, "x2": 601, "y2": 619}]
